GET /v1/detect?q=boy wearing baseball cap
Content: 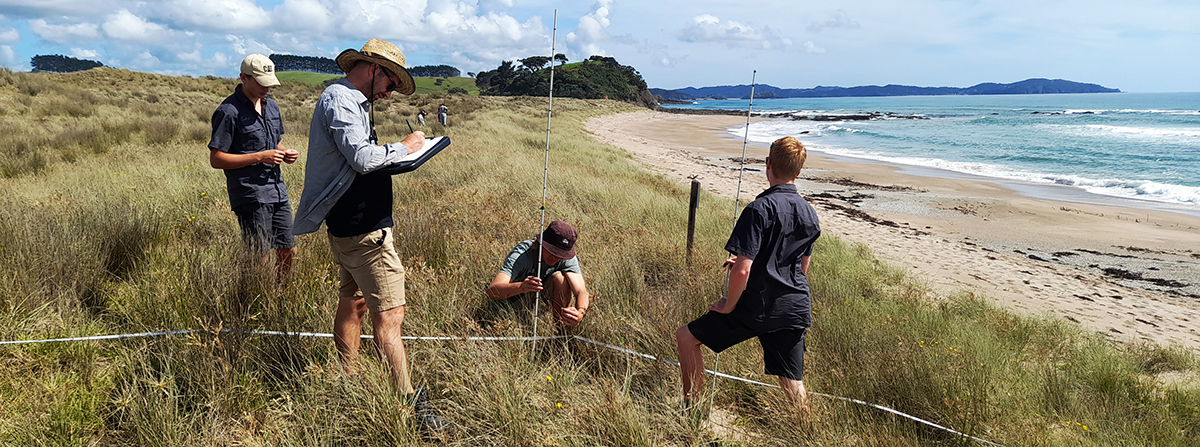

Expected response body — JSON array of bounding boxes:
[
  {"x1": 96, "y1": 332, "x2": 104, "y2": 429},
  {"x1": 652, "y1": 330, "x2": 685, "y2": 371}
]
[
  {"x1": 208, "y1": 54, "x2": 299, "y2": 282},
  {"x1": 486, "y1": 221, "x2": 591, "y2": 327}
]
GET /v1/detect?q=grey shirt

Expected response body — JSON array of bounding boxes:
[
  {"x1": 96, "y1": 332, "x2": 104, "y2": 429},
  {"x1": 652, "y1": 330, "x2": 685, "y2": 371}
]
[
  {"x1": 293, "y1": 78, "x2": 411, "y2": 235},
  {"x1": 501, "y1": 238, "x2": 582, "y2": 282}
]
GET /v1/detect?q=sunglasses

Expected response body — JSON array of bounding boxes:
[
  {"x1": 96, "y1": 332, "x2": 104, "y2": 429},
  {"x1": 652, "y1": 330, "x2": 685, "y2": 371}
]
[{"x1": 377, "y1": 66, "x2": 398, "y2": 93}]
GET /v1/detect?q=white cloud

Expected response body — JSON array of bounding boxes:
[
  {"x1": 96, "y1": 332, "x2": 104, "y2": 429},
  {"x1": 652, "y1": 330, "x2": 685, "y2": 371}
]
[
  {"x1": 70, "y1": 48, "x2": 99, "y2": 58},
  {"x1": 156, "y1": 0, "x2": 271, "y2": 32},
  {"x1": 804, "y1": 41, "x2": 825, "y2": 54},
  {"x1": 177, "y1": 49, "x2": 203, "y2": 63},
  {"x1": 272, "y1": 0, "x2": 334, "y2": 37},
  {"x1": 102, "y1": 10, "x2": 170, "y2": 42},
  {"x1": 178, "y1": 49, "x2": 233, "y2": 71},
  {"x1": 676, "y1": 14, "x2": 789, "y2": 49},
  {"x1": 225, "y1": 35, "x2": 274, "y2": 56},
  {"x1": 0, "y1": 45, "x2": 15, "y2": 67},
  {"x1": 130, "y1": 50, "x2": 160, "y2": 69},
  {"x1": 807, "y1": 10, "x2": 860, "y2": 32},
  {"x1": 566, "y1": 0, "x2": 614, "y2": 59},
  {"x1": 0, "y1": 27, "x2": 16, "y2": 44},
  {"x1": 29, "y1": 19, "x2": 99, "y2": 43}
]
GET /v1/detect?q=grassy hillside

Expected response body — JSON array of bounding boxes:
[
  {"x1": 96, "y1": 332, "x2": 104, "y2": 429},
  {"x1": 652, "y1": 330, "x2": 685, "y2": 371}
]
[
  {"x1": 278, "y1": 70, "x2": 479, "y2": 96},
  {"x1": 276, "y1": 71, "x2": 341, "y2": 85},
  {"x1": 0, "y1": 67, "x2": 1197, "y2": 446}
]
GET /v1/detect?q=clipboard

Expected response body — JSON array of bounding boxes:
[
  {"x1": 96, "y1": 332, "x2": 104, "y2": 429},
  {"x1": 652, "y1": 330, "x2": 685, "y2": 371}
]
[{"x1": 378, "y1": 136, "x2": 451, "y2": 175}]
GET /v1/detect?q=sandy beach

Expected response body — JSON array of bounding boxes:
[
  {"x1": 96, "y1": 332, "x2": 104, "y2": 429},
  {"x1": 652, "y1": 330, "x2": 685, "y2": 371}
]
[{"x1": 587, "y1": 110, "x2": 1200, "y2": 351}]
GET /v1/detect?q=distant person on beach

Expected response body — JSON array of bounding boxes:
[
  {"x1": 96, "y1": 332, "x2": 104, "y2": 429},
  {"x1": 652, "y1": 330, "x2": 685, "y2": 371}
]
[
  {"x1": 417, "y1": 109, "x2": 427, "y2": 126},
  {"x1": 291, "y1": 38, "x2": 448, "y2": 435},
  {"x1": 675, "y1": 136, "x2": 821, "y2": 411},
  {"x1": 208, "y1": 54, "x2": 299, "y2": 282},
  {"x1": 438, "y1": 103, "x2": 448, "y2": 126},
  {"x1": 486, "y1": 221, "x2": 590, "y2": 327}
]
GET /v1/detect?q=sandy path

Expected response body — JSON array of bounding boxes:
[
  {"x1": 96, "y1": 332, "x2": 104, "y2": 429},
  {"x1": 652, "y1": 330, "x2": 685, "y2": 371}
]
[{"x1": 587, "y1": 110, "x2": 1200, "y2": 350}]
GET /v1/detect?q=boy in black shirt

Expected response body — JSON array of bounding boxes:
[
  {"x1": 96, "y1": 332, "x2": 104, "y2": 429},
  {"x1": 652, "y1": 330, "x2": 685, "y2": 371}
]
[{"x1": 675, "y1": 136, "x2": 821, "y2": 410}]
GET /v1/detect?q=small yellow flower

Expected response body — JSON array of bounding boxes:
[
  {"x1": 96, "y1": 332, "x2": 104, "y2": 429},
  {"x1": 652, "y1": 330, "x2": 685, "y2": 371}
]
[
  {"x1": 556, "y1": 402, "x2": 563, "y2": 408},
  {"x1": 546, "y1": 375, "x2": 553, "y2": 381}
]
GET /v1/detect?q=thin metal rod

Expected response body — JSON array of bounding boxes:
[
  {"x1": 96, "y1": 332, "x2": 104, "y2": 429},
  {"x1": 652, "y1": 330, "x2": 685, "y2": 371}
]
[
  {"x1": 533, "y1": 9, "x2": 558, "y2": 353},
  {"x1": 711, "y1": 70, "x2": 756, "y2": 415}
]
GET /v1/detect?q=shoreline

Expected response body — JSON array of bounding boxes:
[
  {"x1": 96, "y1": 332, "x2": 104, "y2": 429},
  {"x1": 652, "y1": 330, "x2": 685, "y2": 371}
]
[{"x1": 586, "y1": 110, "x2": 1200, "y2": 350}]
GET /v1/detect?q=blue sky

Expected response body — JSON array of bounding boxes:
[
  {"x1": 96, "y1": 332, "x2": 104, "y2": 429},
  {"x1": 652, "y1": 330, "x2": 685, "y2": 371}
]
[{"x1": 1, "y1": 0, "x2": 1197, "y2": 92}]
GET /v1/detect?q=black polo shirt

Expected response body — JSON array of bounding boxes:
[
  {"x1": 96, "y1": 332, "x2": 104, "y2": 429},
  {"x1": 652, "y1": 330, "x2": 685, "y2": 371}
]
[
  {"x1": 724, "y1": 184, "x2": 821, "y2": 331},
  {"x1": 208, "y1": 84, "x2": 288, "y2": 208}
]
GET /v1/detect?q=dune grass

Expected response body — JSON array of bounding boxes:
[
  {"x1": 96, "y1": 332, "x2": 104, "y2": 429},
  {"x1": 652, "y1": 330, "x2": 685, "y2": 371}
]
[{"x1": 0, "y1": 67, "x2": 1197, "y2": 446}]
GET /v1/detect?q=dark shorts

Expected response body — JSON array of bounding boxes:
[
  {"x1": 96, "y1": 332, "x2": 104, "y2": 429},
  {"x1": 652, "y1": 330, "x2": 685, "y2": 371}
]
[
  {"x1": 233, "y1": 202, "x2": 295, "y2": 251},
  {"x1": 688, "y1": 312, "x2": 807, "y2": 381}
]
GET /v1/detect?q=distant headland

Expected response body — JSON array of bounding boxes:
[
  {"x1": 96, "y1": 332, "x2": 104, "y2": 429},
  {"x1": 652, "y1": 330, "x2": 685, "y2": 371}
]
[{"x1": 652, "y1": 78, "x2": 1120, "y2": 101}]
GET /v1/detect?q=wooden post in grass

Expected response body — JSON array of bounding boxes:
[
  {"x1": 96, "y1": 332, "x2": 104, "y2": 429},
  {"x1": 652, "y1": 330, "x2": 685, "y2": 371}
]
[{"x1": 687, "y1": 179, "x2": 700, "y2": 265}]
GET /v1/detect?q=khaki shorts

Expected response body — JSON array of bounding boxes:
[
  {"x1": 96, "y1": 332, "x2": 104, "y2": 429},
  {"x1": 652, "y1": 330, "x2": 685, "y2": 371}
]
[{"x1": 328, "y1": 228, "x2": 406, "y2": 312}]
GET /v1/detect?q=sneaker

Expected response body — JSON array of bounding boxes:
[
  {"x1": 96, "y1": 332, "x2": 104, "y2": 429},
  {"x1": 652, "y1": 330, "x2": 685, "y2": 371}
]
[{"x1": 411, "y1": 387, "x2": 452, "y2": 437}]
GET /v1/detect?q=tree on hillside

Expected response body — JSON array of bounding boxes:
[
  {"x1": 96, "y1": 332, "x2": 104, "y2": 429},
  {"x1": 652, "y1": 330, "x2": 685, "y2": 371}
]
[
  {"x1": 269, "y1": 54, "x2": 340, "y2": 73},
  {"x1": 553, "y1": 53, "x2": 568, "y2": 65},
  {"x1": 478, "y1": 54, "x2": 656, "y2": 108},
  {"x1": 31, "y1": 55, "x2": 103, "y2": 73},
  {"x1": 587, "y1": 55, "x2": 619, "y2": 66},
  {"x1": 409, "y1": 65, "x2": 461, "y2": 77},
  {"x1": 475, "y1": 60, "x2": 517, "y2": 90},
  {"x1": 519, "y1": 56, "x2": 550, "y2": 71}
]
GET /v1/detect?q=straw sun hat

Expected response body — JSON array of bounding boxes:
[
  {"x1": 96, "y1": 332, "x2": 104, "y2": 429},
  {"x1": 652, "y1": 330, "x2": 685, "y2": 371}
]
[{"x1": 335, "y1": 38, "x2": 416, "y2": 95}]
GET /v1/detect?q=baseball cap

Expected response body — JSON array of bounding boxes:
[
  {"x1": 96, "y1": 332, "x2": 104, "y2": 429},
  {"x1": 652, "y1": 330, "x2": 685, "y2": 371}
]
[
  {"x1": 538, "y1": 221, "x2": 577, "y2": 260},
  {"x1": 241, "y1": 54, "x2": 281, "y2": 87}
]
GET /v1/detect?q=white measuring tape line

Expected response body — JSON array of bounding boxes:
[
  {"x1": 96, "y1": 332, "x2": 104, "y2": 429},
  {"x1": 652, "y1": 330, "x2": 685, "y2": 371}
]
[
  {"x1": 2, "y1": 329, "x2": 1002, "y2": 446},
  {"x1": 0, "y1": 329, "x2": 571, "y2": 345},
  {"x1": 572, "y1": 336, "x2": 1005, "y2": 447}
]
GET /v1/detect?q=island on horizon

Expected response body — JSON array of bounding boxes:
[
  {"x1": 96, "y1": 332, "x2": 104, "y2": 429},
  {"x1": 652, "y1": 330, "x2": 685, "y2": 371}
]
[{"x1": 652, "y1": 78, "x2": 1120, "y2": 101}]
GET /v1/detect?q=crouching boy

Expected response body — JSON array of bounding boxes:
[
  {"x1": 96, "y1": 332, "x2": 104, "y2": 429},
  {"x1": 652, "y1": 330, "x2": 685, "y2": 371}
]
[
  {"x1": 675, "y1": 136, "x2": 821, "y2": 410},
  {"x1": 486, "y1": 221, "x2": 590, "y2": 327}
]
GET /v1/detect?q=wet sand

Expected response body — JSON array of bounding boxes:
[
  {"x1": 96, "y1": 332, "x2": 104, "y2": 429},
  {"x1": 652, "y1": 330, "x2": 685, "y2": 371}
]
[{"x1": 587, "y1": 110, "x2": 1200, "y2": 350}]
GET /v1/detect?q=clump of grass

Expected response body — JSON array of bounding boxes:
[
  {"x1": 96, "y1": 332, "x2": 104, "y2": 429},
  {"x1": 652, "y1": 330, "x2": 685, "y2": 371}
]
[{"x1": 144, "y1": 118, "x2": 180, "y2": 145}]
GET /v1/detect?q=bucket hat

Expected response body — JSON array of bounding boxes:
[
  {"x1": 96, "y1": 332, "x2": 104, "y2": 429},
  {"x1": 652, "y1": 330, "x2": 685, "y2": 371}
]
[{"x1": 537, "y1": 221, "x2": 577, "y2": 260}]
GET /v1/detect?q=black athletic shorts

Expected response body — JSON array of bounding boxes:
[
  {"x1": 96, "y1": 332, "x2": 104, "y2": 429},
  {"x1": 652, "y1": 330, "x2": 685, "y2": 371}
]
[{"x1": 688, "y1": 311, "x2": 807, "y2": 381}]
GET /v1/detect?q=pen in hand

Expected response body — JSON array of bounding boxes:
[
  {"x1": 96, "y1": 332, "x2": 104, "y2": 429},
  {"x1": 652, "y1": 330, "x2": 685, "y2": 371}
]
[{"x1": 406, "y1": 119, "x2": 414, "y2": 133}]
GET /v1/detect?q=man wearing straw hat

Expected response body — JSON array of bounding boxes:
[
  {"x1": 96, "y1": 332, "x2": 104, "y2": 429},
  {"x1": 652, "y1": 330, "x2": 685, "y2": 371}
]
[
  {"x1": 292, "y1": 39, "x2": 448, "y2": 434},
  {"x1": 208, "y1": 54, "x2": 300, "y2": 283}
]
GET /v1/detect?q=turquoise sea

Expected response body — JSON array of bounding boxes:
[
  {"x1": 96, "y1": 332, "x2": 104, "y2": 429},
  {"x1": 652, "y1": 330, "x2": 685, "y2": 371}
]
[{"x1": 663, "y1": 93, "x2": 1200, "y2": 215}]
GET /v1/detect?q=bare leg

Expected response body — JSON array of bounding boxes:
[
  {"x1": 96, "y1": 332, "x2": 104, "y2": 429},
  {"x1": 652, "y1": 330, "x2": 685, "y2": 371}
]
[
  {"x1": 778, "y1": 376, "x2": 809, "y2": 413},
  {"x1": 675, "y1": 325, "x2": 706, "y2": 403},
  {"x1": 372, "y1": 305, "x2": 414, "y2": 395},
  {"x1": 547, "y1": 273, "x2": 568, "y2": 323},
  {"x1": 334, "y1": 295, "x2": 368, "y2": 373},
  {"x1": 275, "y1": 247, "x2": 296, "y2": 283}
]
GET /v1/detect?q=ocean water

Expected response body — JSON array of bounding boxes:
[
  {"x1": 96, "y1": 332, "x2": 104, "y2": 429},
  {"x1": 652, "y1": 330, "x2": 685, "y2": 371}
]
[{"x1": 664, "y1": 93, "x2": 1200, "y2": 214}]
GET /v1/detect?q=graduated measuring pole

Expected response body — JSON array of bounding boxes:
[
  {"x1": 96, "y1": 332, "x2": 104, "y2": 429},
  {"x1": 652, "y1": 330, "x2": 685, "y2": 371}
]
[
  {"x1": 709, "y1": 70, "x2": 756, "y2": 415},
  {"x1": 532, "y1": 9, "x2": 558, "y2": 353}
]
